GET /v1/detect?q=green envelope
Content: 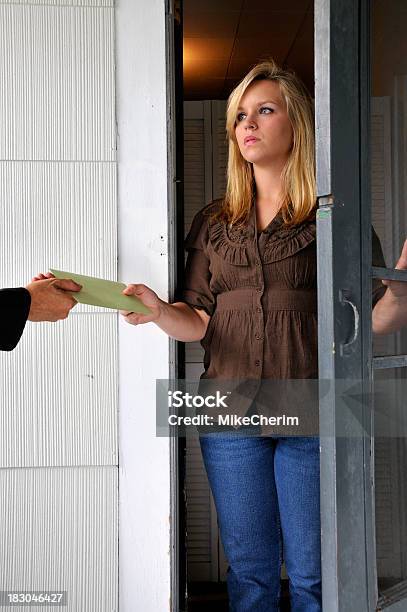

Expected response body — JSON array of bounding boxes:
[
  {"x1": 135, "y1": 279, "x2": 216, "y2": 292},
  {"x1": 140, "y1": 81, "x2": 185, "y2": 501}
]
[{"x1": 50, "y1": 269, "x2": 152, "y2": 314}]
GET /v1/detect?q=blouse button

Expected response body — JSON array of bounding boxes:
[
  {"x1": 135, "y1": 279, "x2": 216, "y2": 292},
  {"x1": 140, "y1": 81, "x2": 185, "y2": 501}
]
[{"x1": 255, "y1": 359, "x2": 261, "y2": 366}]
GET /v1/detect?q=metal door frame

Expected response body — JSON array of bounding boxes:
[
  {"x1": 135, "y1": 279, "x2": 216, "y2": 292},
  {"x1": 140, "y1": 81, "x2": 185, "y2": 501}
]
[{"x1": 166, "y1": 0, "x2": 185, "y2": 610}]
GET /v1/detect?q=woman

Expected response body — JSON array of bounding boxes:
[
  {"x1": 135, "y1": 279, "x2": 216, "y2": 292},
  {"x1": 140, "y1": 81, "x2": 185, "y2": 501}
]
[{"x1": 34, "y1": 59, "x2": 405, "y2": 610}]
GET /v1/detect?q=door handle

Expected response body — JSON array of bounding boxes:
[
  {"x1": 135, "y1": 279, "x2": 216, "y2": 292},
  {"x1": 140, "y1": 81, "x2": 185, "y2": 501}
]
[{"x1": 339, "y1": 289, "x2": 360, "y2": 356}]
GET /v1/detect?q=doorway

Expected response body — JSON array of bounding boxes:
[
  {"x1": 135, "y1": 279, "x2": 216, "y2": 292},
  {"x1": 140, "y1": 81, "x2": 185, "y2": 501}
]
[
  {"x1": 182, "y1": 1, "x2": 314, "y2": 609},
  {"x1": 178, "y1": 1, "x2": 407, "y2": 610}
]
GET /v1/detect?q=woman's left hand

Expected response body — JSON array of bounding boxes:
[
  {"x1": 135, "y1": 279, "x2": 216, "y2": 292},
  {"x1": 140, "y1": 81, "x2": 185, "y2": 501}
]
[
  {"x1": 380, "y1": 238, "x2": 407, "y2": 300},
  {"x1": 373, "y1": 238, "x2": 407, "y2": 335}
]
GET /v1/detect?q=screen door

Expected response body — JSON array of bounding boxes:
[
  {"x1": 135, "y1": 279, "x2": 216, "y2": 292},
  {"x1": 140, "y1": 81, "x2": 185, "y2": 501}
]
[{"x1": 315, "y1": 0, "x2": 407, "y2": 610}]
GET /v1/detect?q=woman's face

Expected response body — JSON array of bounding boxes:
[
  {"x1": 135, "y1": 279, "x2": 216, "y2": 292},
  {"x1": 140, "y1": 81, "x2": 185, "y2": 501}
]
[{"x1": 234, "y1": 79, "x2": 293, "y2": 168}]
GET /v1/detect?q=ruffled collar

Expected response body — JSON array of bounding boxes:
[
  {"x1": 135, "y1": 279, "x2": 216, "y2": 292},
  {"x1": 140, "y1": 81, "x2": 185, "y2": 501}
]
[
  {"x1": 207, "y1": 202, "x2": 316, "y2": 265},
  {"x1": 261, "y1": 213, "x2": 316, "y2": 263}
]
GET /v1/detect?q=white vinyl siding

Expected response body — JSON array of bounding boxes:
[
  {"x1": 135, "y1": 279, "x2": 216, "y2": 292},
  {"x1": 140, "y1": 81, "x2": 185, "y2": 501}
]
[{"x1": 0, "y1": 1, "x2": 118, "y2": 609}]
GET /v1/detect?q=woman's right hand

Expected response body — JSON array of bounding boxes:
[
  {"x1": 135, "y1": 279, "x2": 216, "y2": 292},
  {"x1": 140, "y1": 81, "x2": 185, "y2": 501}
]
[{"x1": 120, "y1": 283, "x2": 162, "y2": 326}]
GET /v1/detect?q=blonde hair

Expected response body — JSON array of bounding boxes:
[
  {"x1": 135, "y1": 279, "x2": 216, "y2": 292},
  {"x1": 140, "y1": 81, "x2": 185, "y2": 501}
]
[{"x1": 209, "y1": 58, "x2": 316, "y2": 228}]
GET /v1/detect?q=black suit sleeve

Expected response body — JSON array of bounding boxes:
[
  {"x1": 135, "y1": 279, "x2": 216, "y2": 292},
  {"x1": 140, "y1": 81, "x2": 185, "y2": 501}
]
[{"x1": 0, "y1": 288, "x2": 31, "y2": 351}]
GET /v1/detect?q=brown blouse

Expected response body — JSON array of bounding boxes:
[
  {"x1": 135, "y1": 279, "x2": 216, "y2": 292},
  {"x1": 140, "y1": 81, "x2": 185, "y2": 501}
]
[{"x1": 182, "y1": 199, "x2": 387, "y2": 435}]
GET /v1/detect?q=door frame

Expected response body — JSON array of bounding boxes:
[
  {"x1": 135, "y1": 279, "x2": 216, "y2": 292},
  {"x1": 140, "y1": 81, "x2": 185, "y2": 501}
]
[
  {"x1": 166, "y1": 1, "x2": 185, "y2": 610},
  {"x1": 315, "y1": 0, "x2": 377, "y2": 609}
]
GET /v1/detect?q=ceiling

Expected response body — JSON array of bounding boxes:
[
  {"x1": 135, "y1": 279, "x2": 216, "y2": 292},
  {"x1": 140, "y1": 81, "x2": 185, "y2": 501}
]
[{"x1": 183, "y1": 0, "x2": 314, "y2": 100}]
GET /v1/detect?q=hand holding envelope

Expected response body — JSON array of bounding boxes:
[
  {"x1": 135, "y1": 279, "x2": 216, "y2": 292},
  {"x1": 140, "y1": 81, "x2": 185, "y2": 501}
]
[
  {"x1": 31, "y1": 271, "x2": 159, "y2": 323},
  {"x1": 120, "y1": 283, "x2": 163, "y2": 325}
]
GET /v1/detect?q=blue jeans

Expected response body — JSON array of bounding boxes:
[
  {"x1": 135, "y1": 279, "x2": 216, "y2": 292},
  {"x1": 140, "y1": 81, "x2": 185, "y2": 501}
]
[{"x1": 199, "y1": 432, "x2": 322, "y2": 612}]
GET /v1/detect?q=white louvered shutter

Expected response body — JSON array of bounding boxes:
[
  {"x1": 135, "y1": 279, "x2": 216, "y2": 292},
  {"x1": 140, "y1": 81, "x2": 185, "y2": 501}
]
[
  {"x1": 183, "y1": 100, "x2": 231, "y2": 582},
  {"x1": 184, "y1": 101, "x2": 213, "y2": 581}
]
